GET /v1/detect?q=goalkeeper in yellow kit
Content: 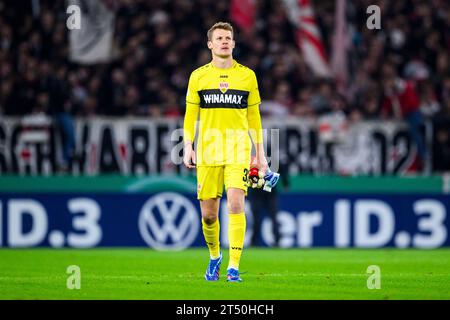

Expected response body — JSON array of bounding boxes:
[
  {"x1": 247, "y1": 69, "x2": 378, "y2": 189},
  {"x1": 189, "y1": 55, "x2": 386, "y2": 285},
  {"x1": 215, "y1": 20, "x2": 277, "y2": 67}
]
[{"x1": 183, "y1": 22, "x2": 268, "y2": 282}]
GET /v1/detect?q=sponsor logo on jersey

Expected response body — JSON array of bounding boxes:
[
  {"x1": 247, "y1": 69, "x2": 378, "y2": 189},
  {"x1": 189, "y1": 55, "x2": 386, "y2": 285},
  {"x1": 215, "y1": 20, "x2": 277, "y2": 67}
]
[
  {"x1": 204, "y1": 93, "x2": 242, "y2": 104},
  {"x1": 199, "y1": 89, "x2": 249, "y2": 109}
]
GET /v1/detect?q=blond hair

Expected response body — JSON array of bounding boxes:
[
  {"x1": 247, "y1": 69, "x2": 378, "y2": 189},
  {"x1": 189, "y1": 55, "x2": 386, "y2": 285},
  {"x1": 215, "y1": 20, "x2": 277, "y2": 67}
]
[{"x1": 207, "y1": 22, "x2": 234, "y2": 41}]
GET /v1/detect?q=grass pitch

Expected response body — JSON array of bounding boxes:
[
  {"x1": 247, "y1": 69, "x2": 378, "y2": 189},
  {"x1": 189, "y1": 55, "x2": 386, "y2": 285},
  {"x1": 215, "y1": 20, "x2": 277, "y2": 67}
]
[{"x1": 0, "y1": 248, "x2": 449, "y2": 300}]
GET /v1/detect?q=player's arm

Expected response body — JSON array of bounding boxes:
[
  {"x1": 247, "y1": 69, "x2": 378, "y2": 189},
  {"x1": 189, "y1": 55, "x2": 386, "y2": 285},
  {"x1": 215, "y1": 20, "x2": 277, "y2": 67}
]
[
  {"x1": 248, "y1": 104, "x2": 268, "y2": 173},
  {"x1": 247, "y1": 70, "x2": 268, "y2": 173},
  {"x1": 183, "y1": 72, "x2": 200, "y2": 169}
]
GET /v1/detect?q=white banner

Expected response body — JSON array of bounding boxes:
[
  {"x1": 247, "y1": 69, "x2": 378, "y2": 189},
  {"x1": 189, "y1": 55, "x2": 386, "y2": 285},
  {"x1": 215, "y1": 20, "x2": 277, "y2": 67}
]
[{"x1": 0, "y1": 117, "x2": 427, "y2": 176}]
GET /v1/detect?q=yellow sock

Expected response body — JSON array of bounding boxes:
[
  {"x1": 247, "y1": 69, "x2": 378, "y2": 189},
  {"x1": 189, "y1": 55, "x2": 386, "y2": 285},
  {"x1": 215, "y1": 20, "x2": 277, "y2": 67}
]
[
  {"x1": 202, "y1": 218, "x2": 220, "y2": 259},
  {"x1": 228, "y1": 212, "x2": 246, "y2": 269}
]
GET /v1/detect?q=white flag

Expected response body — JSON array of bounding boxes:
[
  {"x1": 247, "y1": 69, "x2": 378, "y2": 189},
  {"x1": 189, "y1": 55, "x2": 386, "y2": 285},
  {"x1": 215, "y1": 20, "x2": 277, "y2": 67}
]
[{"x1": 68, "y1": 0, "x2": 118, "y2": 65}]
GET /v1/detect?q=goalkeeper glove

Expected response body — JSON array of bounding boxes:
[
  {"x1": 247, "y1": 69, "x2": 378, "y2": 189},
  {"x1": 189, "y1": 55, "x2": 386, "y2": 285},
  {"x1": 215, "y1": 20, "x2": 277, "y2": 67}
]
[{"x1": 247, "y1": 167, "x2": 280, "y2": 192}]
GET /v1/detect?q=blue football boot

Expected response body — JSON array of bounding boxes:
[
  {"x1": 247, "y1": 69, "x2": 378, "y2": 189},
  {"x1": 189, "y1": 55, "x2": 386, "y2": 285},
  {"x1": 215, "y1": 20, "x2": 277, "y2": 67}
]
[
  {"x1": 204, "y1": 253, "x2": 222, "y2": 281},
  {"x1": 226, "y1": 267, "x2": 243, "y2": 282}
]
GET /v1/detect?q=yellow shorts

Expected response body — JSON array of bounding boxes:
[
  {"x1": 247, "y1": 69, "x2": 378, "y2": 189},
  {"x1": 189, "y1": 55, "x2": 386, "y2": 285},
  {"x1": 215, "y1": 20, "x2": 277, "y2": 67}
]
[{"x1": 196, "y1": 165, "x2": 249, "y2": 200}]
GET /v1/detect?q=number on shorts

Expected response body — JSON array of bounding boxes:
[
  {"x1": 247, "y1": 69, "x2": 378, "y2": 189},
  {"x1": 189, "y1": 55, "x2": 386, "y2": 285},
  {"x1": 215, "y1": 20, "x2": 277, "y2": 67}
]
[{"x1": 243, "y1": 168, "x2": 249, "y2": 182}]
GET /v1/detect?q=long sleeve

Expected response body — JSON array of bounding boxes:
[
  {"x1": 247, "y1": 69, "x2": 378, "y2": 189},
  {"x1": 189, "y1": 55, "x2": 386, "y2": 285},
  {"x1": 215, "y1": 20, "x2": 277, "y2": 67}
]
[
  {"x1": 183, "y1": 72, "x2": 200, "y2": 143},
  {"x1": 247, "y1": 104, "x2": 263, "y2": 143},
  {"x1": 183, "y1": 103, "x2": 199, "y2": 142},
  {"x1": 247, "y1": 70, "x2": 263, "y2": 144}
]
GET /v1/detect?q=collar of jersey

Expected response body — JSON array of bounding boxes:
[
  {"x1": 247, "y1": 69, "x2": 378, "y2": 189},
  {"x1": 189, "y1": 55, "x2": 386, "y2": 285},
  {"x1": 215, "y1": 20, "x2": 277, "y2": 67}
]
[{"x1": 209, "y1": 59, "x2": 237, "y2": 70}]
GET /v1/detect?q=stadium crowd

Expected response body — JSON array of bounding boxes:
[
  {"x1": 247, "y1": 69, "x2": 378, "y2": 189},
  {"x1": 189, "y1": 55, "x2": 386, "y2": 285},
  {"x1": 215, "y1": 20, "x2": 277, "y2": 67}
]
[{"x1": 0, "y1": 0, "x2": 449, "y2": 170}]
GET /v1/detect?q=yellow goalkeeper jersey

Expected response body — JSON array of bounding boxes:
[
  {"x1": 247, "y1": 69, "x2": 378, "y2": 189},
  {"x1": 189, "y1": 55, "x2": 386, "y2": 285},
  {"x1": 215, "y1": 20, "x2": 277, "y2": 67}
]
[{"x1": 184, "y1": 59, "x2": 262, "y2": 166}]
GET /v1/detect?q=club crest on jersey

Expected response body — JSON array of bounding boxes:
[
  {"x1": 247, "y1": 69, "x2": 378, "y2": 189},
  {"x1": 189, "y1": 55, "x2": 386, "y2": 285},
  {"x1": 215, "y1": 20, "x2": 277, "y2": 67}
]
[{"x1": 219, "y1": 82, "x2": 229, "y2": 94}]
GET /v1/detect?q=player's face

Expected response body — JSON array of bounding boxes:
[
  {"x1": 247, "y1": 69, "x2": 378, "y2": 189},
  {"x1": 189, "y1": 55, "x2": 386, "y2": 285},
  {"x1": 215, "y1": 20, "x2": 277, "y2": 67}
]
[{"x1": 208, "y1": 29, "x2": 235, "y2": 58}]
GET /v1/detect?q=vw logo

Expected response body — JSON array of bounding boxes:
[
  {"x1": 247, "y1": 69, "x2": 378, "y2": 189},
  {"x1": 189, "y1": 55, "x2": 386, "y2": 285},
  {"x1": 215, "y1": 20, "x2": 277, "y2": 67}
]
[{"x1": 138, "y1": 192, "x2": 199, "y2": 250}]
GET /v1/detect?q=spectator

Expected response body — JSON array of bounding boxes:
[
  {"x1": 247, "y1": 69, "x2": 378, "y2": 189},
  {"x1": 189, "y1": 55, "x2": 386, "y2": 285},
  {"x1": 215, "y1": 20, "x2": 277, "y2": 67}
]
[
  {"x1": 360, "y1": 91, "x2": 381, "y2": 120},
  {"x1": 419, "y1": 81, "x2": 440, "y2": 118},
  {"x1": 381, "y1": 67, "x2": 428, "y2": 170},
  {"x1": 260, "y1": 81, "x2": 292, "y2": 117},
  {"x1": 310, "y1": 80, "x2": 334, "y2": 115},
  {"x1": 292, "y1": 86, "x2": 315, "y2": 118}
]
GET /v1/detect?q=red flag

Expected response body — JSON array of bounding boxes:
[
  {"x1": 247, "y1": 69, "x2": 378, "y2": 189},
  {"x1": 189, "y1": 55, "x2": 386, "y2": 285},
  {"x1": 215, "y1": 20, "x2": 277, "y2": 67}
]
[
  {"x1": 230, "y1": 0, "x2": 256, "y2": 33},
  {"x1": 283, "y1": 0, "x2": 331, "y2": 77}
]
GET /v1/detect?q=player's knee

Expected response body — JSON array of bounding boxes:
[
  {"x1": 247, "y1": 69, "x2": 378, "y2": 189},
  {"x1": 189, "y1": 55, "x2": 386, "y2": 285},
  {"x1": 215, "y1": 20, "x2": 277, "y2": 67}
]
[
  {"x1": 227, "y1": 198, "x2": 244, "y2": 214},
  {"x1": 202, "y1": 213, "x2": 218, "y2": 225},
  {"x1": 200, "y1": 199, "x2": 219, "y2": 224}
]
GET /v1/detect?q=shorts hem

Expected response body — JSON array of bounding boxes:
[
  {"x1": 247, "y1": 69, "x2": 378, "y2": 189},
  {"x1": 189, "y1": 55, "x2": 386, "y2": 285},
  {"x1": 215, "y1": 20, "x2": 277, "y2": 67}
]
[{"x1": 197, "y1": 194, "x2": 223, "y2": 201}]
